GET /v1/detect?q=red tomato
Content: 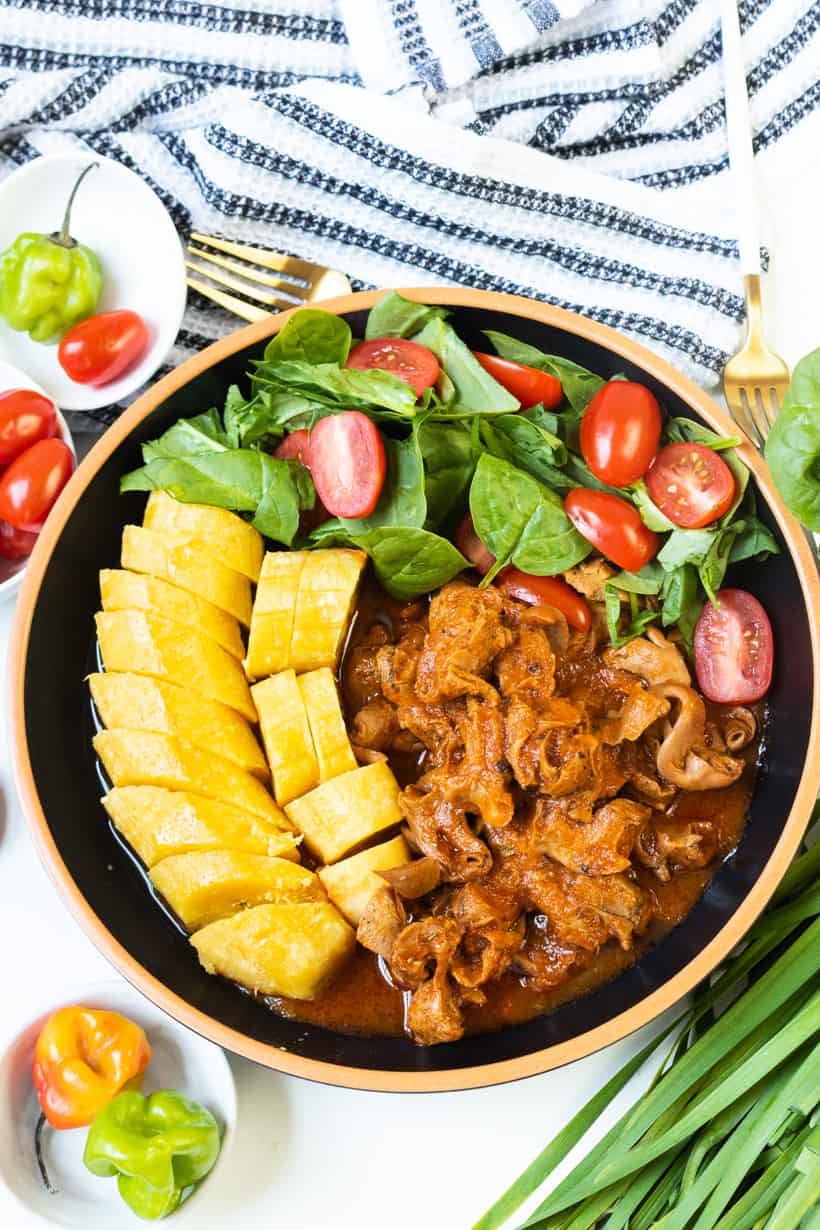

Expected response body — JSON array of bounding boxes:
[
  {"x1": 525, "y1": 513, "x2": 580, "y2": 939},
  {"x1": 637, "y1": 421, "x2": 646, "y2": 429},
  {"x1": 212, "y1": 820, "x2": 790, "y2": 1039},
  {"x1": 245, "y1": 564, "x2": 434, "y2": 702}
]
[
  {"x1": 0, "y1": 518, "x2": 38, "y2": 560},
  {"x1": 274, "y1": 429, "x2": 311, "y2": 465},
  {"x1": 454, "y1": 512, "x2": 495, "y2": 575},
  {"x1": 471, "y1": 352, "x2": 562, "y2": 410},
  {"x1": 0, "y1": 390, "x2": 57, "y2": 466},
  {"x1": 0, "y1": 438, "x2": 75, "y2": 531},
  {"x1": 498, "y1": 568, "x2": 591, "y2": 631},
  {"x1": 564, "y1": 488, "x2": 658, "y2": 572},
  {"x1": 308, "y1": 412, "x2": 386, "y2": 518},
  {"x1": 580, "y1": 381, "x2": 661, "y2": 487},
  {"x1": 646, "y1": 442, "x2": 736, "y2": 529},
  {"x1": 58, "y1": 310, "x2": 149, "y2": 386},
  {"x1": 345, "y1": 338, "x2": 439, "y2": 396},
  {"x1": 694, "y1": 589, "x2": 773, "y2": 703}
]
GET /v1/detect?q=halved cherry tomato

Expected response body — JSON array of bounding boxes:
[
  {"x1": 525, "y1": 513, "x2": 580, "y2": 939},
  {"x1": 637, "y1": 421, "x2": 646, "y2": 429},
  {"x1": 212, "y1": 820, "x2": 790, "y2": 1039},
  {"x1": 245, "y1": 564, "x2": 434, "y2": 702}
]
[
  {"x1": 0, "y1": 518, "x2": 38, "y2": 560},
  {"x1": 646, "y1": 442, "x2": 735, "y2": 528},
  {"x1": 694, "y1": 589, "x2": 773, "y2": 703},
  {"x1": 58, "y1": 310, "x2": 149, "y2": 386},
  {"x1": 580, "y1": 381, "x2": 661, "y2": 487},
  {"x1": 274, "y1": 429, "x2": 311, "y2": 465},
  {"x1": 472, "y1": 352, "x2": 562, "y2": 410},
  {"x1": 454, "y1": 512, "x2": 495, "y2": 576},
  {"x1": 0, "y1": 390, "x2": 57, "y2": 466},
  {"x1": 308, "y1": 412, "x2": 386, "y2": 518},
  {"x1": 498, "y1": 568, "x2": 591, "y2": 631},
  {"x1": 345, "y1": 338, "x2": 439, "y2": 397},
  {"x1": 0, "y1": 438, "x2": 75, "y2": 531},
  {"x1": 564, "y1": 488, "x2": 658, "y2": 572}
]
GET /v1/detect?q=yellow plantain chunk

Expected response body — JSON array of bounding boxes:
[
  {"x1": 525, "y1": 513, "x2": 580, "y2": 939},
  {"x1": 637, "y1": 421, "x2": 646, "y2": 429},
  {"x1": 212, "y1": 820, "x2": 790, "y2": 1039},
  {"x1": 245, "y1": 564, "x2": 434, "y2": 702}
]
[
  {"x1": 94, "y1": 730, "x2": 282, "y2": 824},
  {"x1": 191, "y1": 902, "x2": 355, "y2": 999},
  {"x1": 121, "y1": 525, "x2": 252, "y2": 625},
  {"x1": 297, "y1": 668, "x2": 357, "y2": 782},
  {"x1": 102, "y1": 787, "x2": 300, "y2": 867},
  {"x1": 285, "y1": 761, "x2": 402, "y2": 864},
  {"x1": 99, "y1": 568, "x2": 245, "y2": 660},
  {"x1": 143, "y1": 491, "x2": 263, "y2": 582},
  {"x1": 150, "y1": 851, "x2": 321, "y2": 931},
  {"x1": 95, "y1": 610, "x2": 256, "y2": 721},
  {"x1": 318, "y1": 835, "x2": 410, "y2": 925},
  {"x1": 246, "y1": 549, "x2": 366, "y2": 679},
  {"x1": 290, "y1": 549, "x2": 367, "y2": 671},
  {"x1": 89, "y1": 672, "x2": 267, "y2": 779},
  {"x1": 251, "y1": 672, "x2": 319, "y2": 806},
  {"x1": 245, "y1": 551, "x2": 305, "y2": 680}
]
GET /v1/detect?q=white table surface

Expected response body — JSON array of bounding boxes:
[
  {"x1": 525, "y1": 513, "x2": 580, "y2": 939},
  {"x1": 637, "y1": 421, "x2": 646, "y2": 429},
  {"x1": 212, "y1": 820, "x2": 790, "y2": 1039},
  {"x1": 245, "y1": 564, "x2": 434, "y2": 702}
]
[{"x1": 2, "y1": 150, "x2": 819, "y2": 1230}]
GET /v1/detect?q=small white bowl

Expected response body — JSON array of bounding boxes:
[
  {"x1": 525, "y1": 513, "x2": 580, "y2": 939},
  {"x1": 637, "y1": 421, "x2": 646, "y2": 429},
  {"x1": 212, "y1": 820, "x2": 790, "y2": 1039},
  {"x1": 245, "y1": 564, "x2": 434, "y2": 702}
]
[
  {"x1": 0, "y1": 360, "x2": 76, "y2": 603},
  {"x1": 0, "y1": 980, "x2": 236, "y2": 1229},
  {"x1": 0, "y1": 154, "x2": 186, "y2": 411}
]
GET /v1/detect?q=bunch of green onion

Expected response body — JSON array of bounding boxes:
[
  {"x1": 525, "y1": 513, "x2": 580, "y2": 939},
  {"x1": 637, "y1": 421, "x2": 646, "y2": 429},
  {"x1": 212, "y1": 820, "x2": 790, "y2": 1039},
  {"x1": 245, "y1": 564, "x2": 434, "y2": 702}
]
[{"x1": 474, "y1": 841, "x2": 820, "y2": 1230}]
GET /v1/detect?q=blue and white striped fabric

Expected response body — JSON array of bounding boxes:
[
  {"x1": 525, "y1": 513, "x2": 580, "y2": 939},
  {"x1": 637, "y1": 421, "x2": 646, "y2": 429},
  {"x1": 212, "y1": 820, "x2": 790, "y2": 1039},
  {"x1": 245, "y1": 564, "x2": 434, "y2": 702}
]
[{"x1": 1, "y1": 0, "x2": 818, "y2": 428}]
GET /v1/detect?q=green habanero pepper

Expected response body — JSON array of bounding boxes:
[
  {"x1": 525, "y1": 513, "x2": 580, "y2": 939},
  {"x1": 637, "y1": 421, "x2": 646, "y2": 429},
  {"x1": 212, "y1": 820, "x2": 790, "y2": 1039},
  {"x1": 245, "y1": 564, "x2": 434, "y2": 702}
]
[
  {"x1": 83, "y1": 1089, "x2": 221, "y2": 1220},
  {"x1": 0, "y1": 162, "x2": 103, "y2": 343}
]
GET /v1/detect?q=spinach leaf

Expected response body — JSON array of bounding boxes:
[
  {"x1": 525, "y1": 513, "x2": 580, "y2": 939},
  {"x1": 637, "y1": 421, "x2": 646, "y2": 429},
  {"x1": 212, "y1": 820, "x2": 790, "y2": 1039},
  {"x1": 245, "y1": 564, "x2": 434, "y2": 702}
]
[
  {"x1": 365, "y1": 291, "x2": 449, "y2": 340},
  {"x1": 348, "y1": 527, "x2": 469, "y2": 600},
  {"x1": 630, "y1": 479, "x2": 677, "y2": 531},
  {"x1": 417, "y1": 420, "x2": 478, "y2": 528},
  {"x1": 481, "y1": 330, "x2": 555, "y2": 370},
  {"x1": 412, "y1": 319, "x2": 519, "y2": 417},
  {"x1": 562, "y1": 451, "x2": 621, "y2": 495},
  {"x1": 252, "y1": 457, "x2": 315, "y2": 546},
  {"x1": 664, "y1": 417, "x2": 741, "y2": 451},
  {"x1": 264, "y1": 308, "x2": 351, "y2": 365},
  {"x1": 253, "y1": 358, "x2": 419, "y2": 418},
  {"x1": 340, "y1": 432, "x2": 426, "y2": 533},
  {"x1": 523, "y1": 404, "x2": 561, "y2": 436},
  {"x1": 479, "y1": 412, "x2": 571, "y2": 491},
  {"x1": 657, "y1": 527, "x2": 717, "y2": 570},
  {"x1": 781, "y1": 346, "x2": 820, "y2": 412},
  {"x1": 485, "y1": 329, "x2": 609, "y2": 415},
  {"x1": 604, "y1": 584, "x2": 659, "y2": 648},
  {"x1": 765, "y1": 349, "x2": 820, "y2": 529},
  {"x1": 223, "y1": 388, "x2": 288, "y2": 449},
  {"x1": 609, "y1": 560, "x2": 665, "y2": 595},
  {"x1": 660, "y1": 564, "x2": 701, "y2": 650},
  {"x1": 729, "y1": 517, "x2": 779, "y2": 563},
  {"x1": 698, "y1": 522, "x2": 744, "y2": 604},
  {"x1": 469, "y1": 454, "x2": 590, "y2": 580},
  {"x1": 141, "y1": 408, "x2": 228, "y2": 462}
]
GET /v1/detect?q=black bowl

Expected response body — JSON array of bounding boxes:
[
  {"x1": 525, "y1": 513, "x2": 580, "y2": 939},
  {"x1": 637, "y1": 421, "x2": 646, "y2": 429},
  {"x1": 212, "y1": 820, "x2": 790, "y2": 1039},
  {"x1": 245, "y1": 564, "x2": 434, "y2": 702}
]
[{"x1": 11, "y1": 290, "x2": 820, "y2": 1092}]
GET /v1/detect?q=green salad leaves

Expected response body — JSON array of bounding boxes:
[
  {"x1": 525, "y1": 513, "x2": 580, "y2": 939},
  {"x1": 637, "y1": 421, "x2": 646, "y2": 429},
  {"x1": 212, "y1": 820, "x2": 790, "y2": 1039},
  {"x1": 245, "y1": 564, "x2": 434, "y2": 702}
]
[
  {"x1": 765, "y1": 348, "x2": 820, "y2": 531},
  {"x1": 120, "y1": 291, "x2": 780, "y2": 617}
]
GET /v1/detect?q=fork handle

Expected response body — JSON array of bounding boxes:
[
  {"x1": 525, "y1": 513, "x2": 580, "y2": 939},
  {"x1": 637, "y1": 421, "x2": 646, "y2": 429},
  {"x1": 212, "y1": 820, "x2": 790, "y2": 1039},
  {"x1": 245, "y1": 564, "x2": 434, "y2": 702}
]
[{"x1": 720, "y1": 0, "x2": 761, "y2": 275}]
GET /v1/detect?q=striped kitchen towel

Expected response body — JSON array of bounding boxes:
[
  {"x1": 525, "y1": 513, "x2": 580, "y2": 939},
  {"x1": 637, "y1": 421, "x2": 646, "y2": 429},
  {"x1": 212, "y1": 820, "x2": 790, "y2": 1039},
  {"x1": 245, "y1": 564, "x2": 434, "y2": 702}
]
[{"x1": 1, "y1": 0, "x2": 819, "y2": 428}]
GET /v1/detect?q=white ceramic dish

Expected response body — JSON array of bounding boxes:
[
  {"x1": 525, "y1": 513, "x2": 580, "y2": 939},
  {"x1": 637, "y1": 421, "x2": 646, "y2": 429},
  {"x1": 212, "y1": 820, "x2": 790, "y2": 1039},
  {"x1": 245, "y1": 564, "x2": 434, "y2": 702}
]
[
  {"x1": 0, "y1": 980, "x2": 236, "y2": 1229},
  {"x1": 0, "y1": 360, "x2": 76, "y2": 602},
  {"x1": 0, "y1": 155, "x2": 186, "y2": 411}
]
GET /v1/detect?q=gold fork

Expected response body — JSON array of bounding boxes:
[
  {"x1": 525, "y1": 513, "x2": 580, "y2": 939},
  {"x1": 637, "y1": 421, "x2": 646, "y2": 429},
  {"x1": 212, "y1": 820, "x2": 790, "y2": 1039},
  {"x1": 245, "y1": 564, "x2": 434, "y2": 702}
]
[
  {"x1": 185, "y1": 232, "x2": 352, "y2": 321},
  {"x1": 720, "y1": 0, "x2": 789, "y2": 446}
]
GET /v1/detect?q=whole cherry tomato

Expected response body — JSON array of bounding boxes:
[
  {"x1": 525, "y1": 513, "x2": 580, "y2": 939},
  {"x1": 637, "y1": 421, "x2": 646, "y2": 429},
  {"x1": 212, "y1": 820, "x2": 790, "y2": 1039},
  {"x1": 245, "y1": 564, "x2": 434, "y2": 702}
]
[
  {"x1": 0, "y1": 389, "x2": 57, "y2": 466},
  {"x1": 580, "y1": 381, "x2": 661, "y2": 487},
  {"x1": 0, "y1": 518, "x2": 38, "y2": 559},
  {"x1": 498, "y1": 568, "x2": 591, "y2": 631},
  {"x1": 472, "y1": 352, "x2": 562, "y2": 410},
  {"x1": 0, "y1": 438, "x2": 75, "y2": 531},
  {"x1": 309, "y1": 412, "x2": 386, "y2": 518},
  {"x1": 454, "y1": 512, "x2": 495, "y2": 575},
  {"x1": 58, "y1": 310, "x2": 149, "y2": 386},
  {"x1": 564, "y1": 488, "x2": 658, "y2": 572},
  {"x1": 646, "y1": 442, "x2": 736, "y2": 528},
  {"x1": 346, "y1": 338, "x2": 439, "y2": 396},
  {"x1": 694, "y1": 589, "x2": 773, "y2": 703}
]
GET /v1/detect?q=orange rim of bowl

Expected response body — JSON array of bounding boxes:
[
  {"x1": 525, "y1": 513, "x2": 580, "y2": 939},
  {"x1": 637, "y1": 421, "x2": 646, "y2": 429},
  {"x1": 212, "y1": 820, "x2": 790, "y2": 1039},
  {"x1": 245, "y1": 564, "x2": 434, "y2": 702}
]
[{"x1": 9, "y1": 288, "x2": 820, "y2": 1093}]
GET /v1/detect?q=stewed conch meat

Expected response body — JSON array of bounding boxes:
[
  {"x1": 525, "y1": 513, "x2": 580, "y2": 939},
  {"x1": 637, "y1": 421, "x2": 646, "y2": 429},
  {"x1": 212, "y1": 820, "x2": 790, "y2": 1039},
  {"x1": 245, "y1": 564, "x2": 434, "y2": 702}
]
[{"x1": 343, "y1": 580, "x2": 756, "y2": 1046}]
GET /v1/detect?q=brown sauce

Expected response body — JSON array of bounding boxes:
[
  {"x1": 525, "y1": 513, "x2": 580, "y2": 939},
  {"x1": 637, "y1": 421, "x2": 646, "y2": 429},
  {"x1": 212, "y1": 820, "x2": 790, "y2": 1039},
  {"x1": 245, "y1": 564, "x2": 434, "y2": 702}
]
[{"x1": 267, "y1": 584, "x2": 759, "y2": 1041}]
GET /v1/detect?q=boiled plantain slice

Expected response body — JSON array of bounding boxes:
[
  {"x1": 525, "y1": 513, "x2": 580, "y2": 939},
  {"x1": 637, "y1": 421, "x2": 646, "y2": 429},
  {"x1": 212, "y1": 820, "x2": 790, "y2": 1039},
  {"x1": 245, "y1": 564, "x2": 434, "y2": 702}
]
[
  {"x1": 297, "y1": 668, "x2": 357, "y2": 783},
  {"x1": 285, "y1": 760, "x2": 403, "y2": 864},
  {"x1": 318, "y1": 834, "x2": 410, "y2": 925},
  {"x1": 99, "y1": 568, "x2": 245, "y2": 660},
  {"x1": 251, "y1": 671, "x2": 319, "y2": 807},
  {"x1": 121, "y1": 524, "x2": 252, "y2": 625},
  {"x1": 150, "y1": 850, "x2": 321, "y2": 931},
  {"x1": 143, "y1": 491, "x2": 263, "y2": 582}
]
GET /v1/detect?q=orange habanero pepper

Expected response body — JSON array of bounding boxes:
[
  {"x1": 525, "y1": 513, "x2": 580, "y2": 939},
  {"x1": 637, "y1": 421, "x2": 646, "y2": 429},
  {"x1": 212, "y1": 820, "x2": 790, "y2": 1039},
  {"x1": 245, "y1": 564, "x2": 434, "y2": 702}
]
[{"x1": 32, "y1": 1007, "x2": 152, "y2": 1129}]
